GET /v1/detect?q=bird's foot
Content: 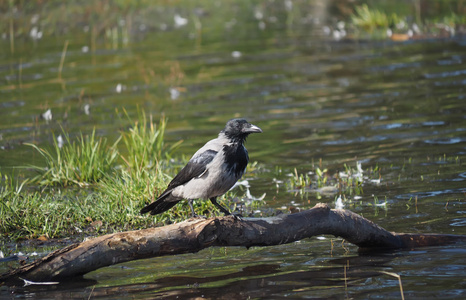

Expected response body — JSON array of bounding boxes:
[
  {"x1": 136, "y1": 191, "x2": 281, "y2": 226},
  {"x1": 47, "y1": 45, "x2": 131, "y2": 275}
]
[{"x1": 229, "y1": 212, "x2": 243, "y2": 220}]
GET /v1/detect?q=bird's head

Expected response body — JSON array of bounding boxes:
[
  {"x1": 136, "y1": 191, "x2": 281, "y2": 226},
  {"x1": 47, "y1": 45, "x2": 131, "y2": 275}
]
[{"x1": 221, "y1": 119, "x2": 262, "y2": 142}]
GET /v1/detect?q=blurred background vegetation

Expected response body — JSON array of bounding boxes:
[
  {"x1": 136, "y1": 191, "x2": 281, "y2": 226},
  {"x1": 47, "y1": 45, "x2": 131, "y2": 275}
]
[{"x1": 1, "y1": 0, "x2": 465, "y2": 50}]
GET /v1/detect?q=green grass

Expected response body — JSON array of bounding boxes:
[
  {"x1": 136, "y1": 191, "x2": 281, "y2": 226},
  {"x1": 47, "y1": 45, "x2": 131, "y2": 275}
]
[
  {"x1": 349, "y1": 4, "x2": 407, "y2": 39},
  {"x1": 0, "y1": 168, "x2": 259, "y2": 240},
  {"x1": 0, "y1": 174, "x2": 154, "y2": 239},
  {"x1": 0, "y1": 174, "x2": 75, "y2": 240},
  {"x1": 118, "y1": 108, "x2": 182, "y2": 173},
  {"x1": 349, "y1": 4, "x2": 465, "y2": 40},
  {"x1": 25, "y1": 129, "x2": 119, "y2": 187},
  {"x1": 25, "y1": 110, "x2": 182, "y2": 188},
  {"x1": 1, "y1": 112, "x2": 177, "y2": 239},
  {"x1": 351, "y1": 4, "x2": 393, "y2": 33}
]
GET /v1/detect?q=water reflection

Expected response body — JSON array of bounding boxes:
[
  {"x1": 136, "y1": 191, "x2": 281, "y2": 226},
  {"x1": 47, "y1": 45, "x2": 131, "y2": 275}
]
[{"x1": 7, "y1": 244, "x2": 465, "y2": 299}]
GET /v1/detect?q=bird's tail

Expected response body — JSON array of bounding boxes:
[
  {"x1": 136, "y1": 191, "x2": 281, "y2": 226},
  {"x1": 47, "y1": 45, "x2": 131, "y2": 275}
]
[{"x1": 140, "y1": 193, "x2": 180, "y2": 215}]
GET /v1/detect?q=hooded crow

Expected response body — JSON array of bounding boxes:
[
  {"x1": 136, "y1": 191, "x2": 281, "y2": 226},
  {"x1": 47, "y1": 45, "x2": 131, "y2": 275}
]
[{"x1": 140, "y1": 118, "x2": 262, "y2": 217}]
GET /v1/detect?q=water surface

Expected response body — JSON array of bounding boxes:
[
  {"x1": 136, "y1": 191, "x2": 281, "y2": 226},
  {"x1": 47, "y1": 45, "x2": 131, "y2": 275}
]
[{"x1": 1, "y1": 1, "x2": 465, "y2": 298}]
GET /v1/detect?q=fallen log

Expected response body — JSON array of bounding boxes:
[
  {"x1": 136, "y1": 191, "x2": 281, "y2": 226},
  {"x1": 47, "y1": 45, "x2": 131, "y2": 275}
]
[{"x1": 1, "y1": 203, "x2": 465, "y2": 284}]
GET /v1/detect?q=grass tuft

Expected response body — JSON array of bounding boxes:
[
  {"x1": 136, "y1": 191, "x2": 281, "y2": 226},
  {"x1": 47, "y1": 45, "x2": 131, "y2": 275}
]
[
  {"x1": 118, "y1": 109, "x2": 182, "y2": 173},
  {"x1": 350, "y1": 4, "x2": 406, "y2": 39},
  {"x1": 351, "y1": 4, "x2": 392, "y2": 33},
  {"x1": 26, "y1": 129, "x2": 119, "y2": 187}
]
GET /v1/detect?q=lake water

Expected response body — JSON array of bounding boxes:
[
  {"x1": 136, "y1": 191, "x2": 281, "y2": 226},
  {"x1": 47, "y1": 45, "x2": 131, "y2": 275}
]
[{"x1": 1, "y1": 1, "x2": 465, "y2": 299}]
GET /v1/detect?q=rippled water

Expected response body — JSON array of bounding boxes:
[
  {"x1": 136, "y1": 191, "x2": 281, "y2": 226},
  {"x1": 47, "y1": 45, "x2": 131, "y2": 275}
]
[{"x1": 1, "y1": 1, "x2": 466, "y2": 299}]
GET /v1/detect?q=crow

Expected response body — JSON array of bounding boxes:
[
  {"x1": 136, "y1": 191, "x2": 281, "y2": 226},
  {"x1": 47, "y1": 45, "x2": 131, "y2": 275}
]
[{"x1": 140, "y1": 118, "x2": 262, "y2": 217}]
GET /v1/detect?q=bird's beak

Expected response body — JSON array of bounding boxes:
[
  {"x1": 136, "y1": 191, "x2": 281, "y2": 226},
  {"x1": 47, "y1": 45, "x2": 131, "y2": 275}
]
[{"x1": 243, "y1": 124, "x2": 263, "y2": 134}]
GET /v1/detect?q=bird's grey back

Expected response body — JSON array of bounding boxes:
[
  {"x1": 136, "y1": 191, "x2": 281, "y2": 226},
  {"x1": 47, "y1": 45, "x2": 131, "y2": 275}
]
[{"x1": 171, "y1": 133, "x2": 248, "y2": 200}]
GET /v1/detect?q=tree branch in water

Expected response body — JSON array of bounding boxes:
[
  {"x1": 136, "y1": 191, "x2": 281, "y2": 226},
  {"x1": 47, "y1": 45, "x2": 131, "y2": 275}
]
[{"x1": 2, "y1": 203, "x2": 464, "y2": 284}]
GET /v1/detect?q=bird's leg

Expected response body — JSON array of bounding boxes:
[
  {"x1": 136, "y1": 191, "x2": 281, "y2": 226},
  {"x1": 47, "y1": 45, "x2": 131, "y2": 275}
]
[
  {"x1": 188, "y1": 199, "x2": 198, "y2": 218},
  {"x1": 209, "y1": 197, "x2": 231, "y2": 215},
  {"x1": 209, "y1": 197, "x2": 242, "y2": 218}
]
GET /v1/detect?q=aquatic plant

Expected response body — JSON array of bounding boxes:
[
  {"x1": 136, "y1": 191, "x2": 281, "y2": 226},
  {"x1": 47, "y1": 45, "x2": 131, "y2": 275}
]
[{"x1": 287, "y1": 161, "x2": 376, "y2": 197}]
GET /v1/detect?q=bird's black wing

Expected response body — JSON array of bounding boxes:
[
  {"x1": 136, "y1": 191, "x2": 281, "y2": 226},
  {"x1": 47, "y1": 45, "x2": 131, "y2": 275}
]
[
  {"x1": 159, "y1": 149, "x2": 218, "y2": 198},
  {"x1": 141, "y1": 149, "x2": 218, "y2": 215}
]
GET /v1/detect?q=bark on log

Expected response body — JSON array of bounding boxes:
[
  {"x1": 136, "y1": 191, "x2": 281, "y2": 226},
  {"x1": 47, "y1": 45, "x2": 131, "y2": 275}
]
[{"x1": 1, "y1": 203, "x2": 465, "y2": 284}]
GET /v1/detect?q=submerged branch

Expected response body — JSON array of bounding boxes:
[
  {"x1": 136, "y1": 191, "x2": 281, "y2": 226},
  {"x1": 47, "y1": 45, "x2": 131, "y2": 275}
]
[{"x1": 1, "y1": 203, "x2": 464, "y2": 284}]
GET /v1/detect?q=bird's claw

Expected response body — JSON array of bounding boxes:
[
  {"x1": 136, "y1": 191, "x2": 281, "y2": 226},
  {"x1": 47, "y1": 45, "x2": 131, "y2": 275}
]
[{"x1": 230, "y1": 212, "x2": 243, "y2": 220}]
